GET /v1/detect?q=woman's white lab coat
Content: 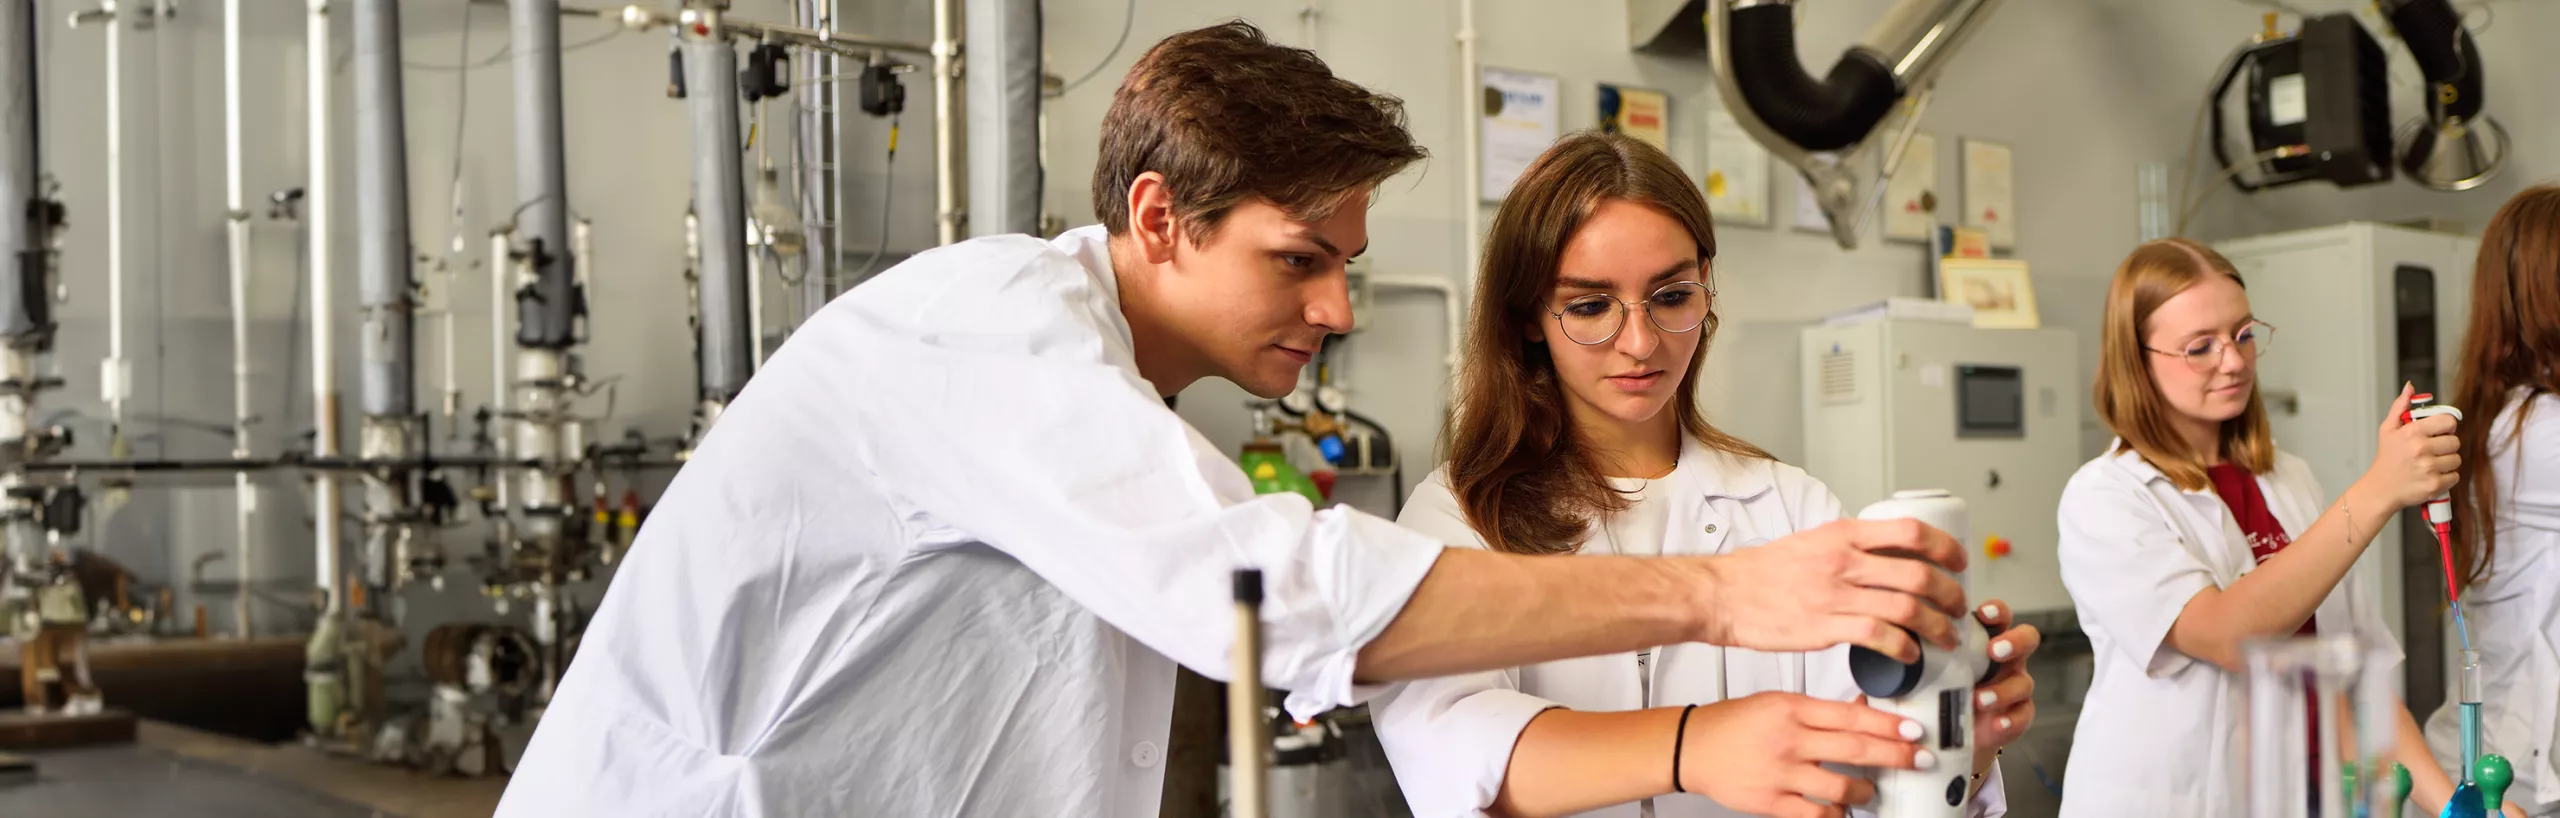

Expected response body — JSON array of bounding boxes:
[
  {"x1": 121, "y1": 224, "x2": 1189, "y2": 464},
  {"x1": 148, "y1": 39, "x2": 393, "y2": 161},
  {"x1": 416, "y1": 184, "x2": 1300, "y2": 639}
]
[
  {"x1": 2056, "y1": 444, "x2": 2402, "y2": 818},
  {"x1": 2421, "y1": 389, "x2": 2560, "y2": 816},
  {"x1": 1372, "y1": 433, "x2": 2008, "y2": 818}
]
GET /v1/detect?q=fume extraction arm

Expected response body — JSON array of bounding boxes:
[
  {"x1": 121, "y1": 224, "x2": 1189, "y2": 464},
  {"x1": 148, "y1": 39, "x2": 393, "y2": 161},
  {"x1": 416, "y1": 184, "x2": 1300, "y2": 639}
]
[
  {"x1": 2385, "y1": 0, "x2": 2505, "y2": 191},
  {"x1": 2193, "y1": 0, "x2": 2506, "y2": 210},
  {"x1": 1707, "y1": 0, "x2": 2006, "y2": 250}
]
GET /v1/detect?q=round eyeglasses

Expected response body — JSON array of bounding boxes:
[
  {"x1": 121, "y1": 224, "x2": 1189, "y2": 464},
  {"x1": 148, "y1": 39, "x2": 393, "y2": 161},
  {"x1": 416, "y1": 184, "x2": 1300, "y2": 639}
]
[
  {"x1": 2144, "y1": 320, "x2": 2275, "y2": 373},
  {"x1": 1548, "y1": 281, "x2": 1713, "y2": 346}
]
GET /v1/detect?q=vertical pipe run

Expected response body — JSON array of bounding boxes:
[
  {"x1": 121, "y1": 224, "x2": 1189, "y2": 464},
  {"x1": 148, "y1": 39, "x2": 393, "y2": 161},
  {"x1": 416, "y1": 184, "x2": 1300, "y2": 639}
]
[
  {"x1": 681, "y1": 19, "x2": 752, "y2": 402},
  {"x1": 1458, "y1": 0, "x2": 1483, "y2": 282},
  {"x1": 793, "y1": 0, "x2": 836, "y2": 319},
  {"x1": 965, "y1": 0, "x2": 1038, "y2": 237},
  {"x1": 1, "y1": 0, "x2": 41, "y2": 348},
  {"x1": 1229, "y1": 569, "x2": 1268, "y2": 818},
  {"x1": 0, "y1": 0, "x2": 42, "y2": 579},
  {"x1": 224, "y1": 0, "x2": 257, "y2": 635},
  {"x1": 487, "y1": 229, "x2": 511, "y2": 512},
  {"x1": 307, "y1": 0, "x2": 342, "y2": 603},
  {"x1": 509, "y1": 0, "x2": 576, "y2": 349},
  {"x1": 354, "y1": 0, "x2": 414, "y2": 594},
  {"x1": 354, "y1": 0, "x2": 413, "y2": 421},
  {"x1": 931, "y1": 0, "x2": 959, "y2": 245},
  {"x1": 102, "y1": 2, "x2": 126, "y2": 426}
]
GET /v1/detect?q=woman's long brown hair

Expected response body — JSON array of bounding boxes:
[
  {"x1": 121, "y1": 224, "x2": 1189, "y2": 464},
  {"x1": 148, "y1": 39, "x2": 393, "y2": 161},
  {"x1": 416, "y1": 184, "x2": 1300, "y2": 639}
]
[
  {"x1": 1442, "y1": 131, "x2": 1768, "y2": 556},
  {"x1": 2449, "y1": 185, "x2": 2560, "y2": 588}
]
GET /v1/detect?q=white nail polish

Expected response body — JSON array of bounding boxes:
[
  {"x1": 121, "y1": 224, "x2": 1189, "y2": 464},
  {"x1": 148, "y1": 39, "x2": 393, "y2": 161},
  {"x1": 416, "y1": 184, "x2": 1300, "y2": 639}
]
[
  {"x1": 1900, "y1": 720, "x2": 1924, "y2": 741},
  {"x1": 1981, "y1": 603, "x2": 2001, "y2": 620},
  {"x1": 1999, "y1": 717, "x2": 2013, "y2": 731},
  {"x1": 1992, "y1": 640, "x2": 2015, "y2": 660},
  {"x1": 1913, "y1": 750, "x2": 1938, "y2": 771},
  {"x1": 1977, "y1": 690, "x2": 1997, "y2": 709}
]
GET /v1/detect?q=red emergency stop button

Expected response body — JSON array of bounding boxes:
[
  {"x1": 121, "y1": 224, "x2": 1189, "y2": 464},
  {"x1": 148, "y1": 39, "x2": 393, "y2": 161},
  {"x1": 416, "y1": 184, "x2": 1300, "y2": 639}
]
[{"x1": 1985, "y1": 535, "x2": 2012, "y2": 560}]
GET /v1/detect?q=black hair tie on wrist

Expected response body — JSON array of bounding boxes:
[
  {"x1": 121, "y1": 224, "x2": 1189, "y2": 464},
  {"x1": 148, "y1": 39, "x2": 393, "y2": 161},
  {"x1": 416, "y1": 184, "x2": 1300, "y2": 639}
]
[{"x1": 1671, "y1": 703, "x2": 1699, "y2": 793}]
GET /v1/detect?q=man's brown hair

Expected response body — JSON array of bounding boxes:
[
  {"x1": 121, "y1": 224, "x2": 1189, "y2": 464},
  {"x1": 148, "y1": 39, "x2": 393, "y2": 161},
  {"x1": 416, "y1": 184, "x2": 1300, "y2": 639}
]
[{"x1": 1091, "y1": 21, "x2": 1424, "y2": 240}]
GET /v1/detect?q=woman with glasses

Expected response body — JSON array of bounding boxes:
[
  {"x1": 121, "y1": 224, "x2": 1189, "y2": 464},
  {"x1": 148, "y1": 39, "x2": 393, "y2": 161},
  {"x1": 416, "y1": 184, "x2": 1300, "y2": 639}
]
[
  {"x1": 2422, "y1": 185, "x2": 2560, "y2": 817},
  {"x1": 1370, "y1": 130, "x2": 2039, "y2": 818},
  {"x1": 2053, "y1": 238, "x2": 2500, "y2": 817}
]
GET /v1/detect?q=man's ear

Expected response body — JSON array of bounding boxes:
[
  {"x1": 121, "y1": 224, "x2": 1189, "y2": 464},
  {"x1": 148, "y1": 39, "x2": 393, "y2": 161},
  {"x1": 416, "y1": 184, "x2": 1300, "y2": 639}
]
[{"x1": 1128, "y1": 172, "x2": 1180, "y2": 265}]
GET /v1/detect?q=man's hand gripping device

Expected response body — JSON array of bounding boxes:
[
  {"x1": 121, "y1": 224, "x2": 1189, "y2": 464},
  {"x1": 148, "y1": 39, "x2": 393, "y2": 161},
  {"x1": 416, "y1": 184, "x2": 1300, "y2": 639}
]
[{"x1": 1846, "y1": 490, "x2": 1999, "y2": 817}]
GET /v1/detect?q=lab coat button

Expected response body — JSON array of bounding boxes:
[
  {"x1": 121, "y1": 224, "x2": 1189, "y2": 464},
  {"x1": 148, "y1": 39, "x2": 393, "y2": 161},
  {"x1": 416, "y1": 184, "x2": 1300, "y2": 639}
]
[
  {"x1": 1704, "y1": 523, "x2": 1718, "y2": 534},
  {"x1": 1131, "y1": 741, "x2": 1161, "y2": 768}
]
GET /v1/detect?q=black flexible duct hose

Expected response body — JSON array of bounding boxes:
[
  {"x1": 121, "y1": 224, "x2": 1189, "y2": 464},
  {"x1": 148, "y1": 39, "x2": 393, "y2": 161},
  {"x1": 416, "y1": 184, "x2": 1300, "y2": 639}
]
[
  {"x1": 1726, "y1": 4, "x2": 1902, "y2": 152},
  {"x1": 2384, "y1": 0, "x2": 2483, "y2": 121}
]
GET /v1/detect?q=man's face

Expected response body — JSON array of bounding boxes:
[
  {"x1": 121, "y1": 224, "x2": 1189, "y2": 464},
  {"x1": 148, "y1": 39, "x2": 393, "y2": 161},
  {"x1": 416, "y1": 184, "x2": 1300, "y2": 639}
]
[{"x1": 1159, "y1": 194, "x2": 1366, "y2": 398}]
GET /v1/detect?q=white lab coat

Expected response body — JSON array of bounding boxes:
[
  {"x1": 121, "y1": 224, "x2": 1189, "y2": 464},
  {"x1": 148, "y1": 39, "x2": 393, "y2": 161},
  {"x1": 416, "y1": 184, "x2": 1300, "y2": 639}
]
[
  {"x1": 2056, "y1": 444, "x2": 2403, "y2": 818},
  {"x1": 1372, "y1": 434, "x2": 2008, "y2": 818},
  {"x1": 494, "y1": 226, "x2": 1446, "y2": 817},
  {"x1": 2422, "y1": 389, "x2": 2560, "y2": 816}
]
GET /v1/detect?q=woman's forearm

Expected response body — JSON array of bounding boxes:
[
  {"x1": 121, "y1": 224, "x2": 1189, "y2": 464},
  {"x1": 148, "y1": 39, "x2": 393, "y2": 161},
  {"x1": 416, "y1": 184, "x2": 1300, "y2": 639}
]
[
  {"x1": 2168, "y1": 479, "x2": 2400, "y2": 670},
  {"x1": 1489, "y1": 708, "x2": 1684, "y2": 818}
]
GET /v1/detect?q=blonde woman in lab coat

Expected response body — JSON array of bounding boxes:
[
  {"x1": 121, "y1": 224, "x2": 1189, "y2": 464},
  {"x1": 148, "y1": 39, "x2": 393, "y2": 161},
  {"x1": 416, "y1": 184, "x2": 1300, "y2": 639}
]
[
  {"x1": 2425, "y1": 185, "x2": 2560, "y2": 817},
  {"x1": 2054, "y1": 238, "x2": 2511, "y2": 817},
  {"x1": 1372, "y1": 131, "x2": 2041, "y2": 818}
]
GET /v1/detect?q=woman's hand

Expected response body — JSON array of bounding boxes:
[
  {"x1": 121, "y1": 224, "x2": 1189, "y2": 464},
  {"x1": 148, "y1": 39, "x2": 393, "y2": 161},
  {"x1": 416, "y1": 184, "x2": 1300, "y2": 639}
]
[
  {"x1": 1972, "y1": 601, "x2": 2039, "y2": 752},
  {"x1": 1675, "y1": 693, "x2": 1928, "y2": 818},
  {"x1": 2359, "y1": 383, "x2": 2462, "y2": 510}
]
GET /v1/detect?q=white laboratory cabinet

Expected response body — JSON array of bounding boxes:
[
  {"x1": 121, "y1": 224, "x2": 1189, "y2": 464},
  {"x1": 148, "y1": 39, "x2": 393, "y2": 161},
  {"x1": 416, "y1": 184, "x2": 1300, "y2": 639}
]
[
  {"x1": 1799, "y1": 318, "x2": 2083, "y2": 615},
  {"x1": 2214, "y1": 221, "x2": 2476, "y2": 711}
]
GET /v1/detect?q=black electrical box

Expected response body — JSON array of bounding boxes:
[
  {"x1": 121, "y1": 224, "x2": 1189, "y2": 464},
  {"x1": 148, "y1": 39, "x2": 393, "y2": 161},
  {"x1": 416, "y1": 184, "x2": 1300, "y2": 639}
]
[
  {"x1": 2234, "y1": 13, "x2": 2393, "y2": 189},
  {"x1": 859, "y1": 63, "x2": 907, "y2": 118}
]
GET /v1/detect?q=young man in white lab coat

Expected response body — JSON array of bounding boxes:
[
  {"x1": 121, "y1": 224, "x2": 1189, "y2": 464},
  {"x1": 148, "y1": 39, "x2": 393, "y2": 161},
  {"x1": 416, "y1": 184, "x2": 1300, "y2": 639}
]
[{"x1": 496, "y1": 22, "x2": 1981, "y2": 817}]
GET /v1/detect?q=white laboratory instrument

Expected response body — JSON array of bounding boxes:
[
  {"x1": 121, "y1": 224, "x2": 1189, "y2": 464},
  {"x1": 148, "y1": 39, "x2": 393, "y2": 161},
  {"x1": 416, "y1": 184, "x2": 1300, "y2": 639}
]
[
  {"x1": 1847, "y1": 491, "x2": 1997, "y2": 818},
  {"x1": 1800, "y1": 318, "x2": 2083, "y2": 615},
  {"x1": 2214, "y1": 221, "x2": 2477, "y2": 711}
]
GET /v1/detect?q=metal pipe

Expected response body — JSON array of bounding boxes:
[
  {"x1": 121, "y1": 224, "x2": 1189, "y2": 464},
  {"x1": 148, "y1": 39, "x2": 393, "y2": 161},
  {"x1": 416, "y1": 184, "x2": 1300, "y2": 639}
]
[
  {"x1": 793, "y1": 0, "x2": 837, "y2": 320},
  {"x1": 89, "y1": 3, "x2": 129, "y2": 427},
  {"x1": 1858, "y1": 0, "x2": 2001, "y2": 86},
  {"x1": 307, "y1": 0, "x2": 343, "y2": 605},
  {"x1": 666, "y1": 8, "x2": 930, "y2": 59},
  {"x1": 745, "y1": 213, "x2": 764, "y2": 368},
  {"x1": 224, "y1": 0, "x2": 257, "y2": 637},
  {"x1": 510, "y1": 0, "x2": 577, "y2": 350},
  {"x1": 355, "y1": 0, "x2": 414, "y2": 422},
  {"x1": 572, "y1": 217, "x2": 591, "y2": 312},
  {"x1": 487, "y1": 229, "x2": 511, "y2": 514},
  {"x1": 1457, "y1": 0, "x2": 1482, "y2": 281},
  {"x1": 1369, "y1": 276, "x2": 1463, "y2": 371},
  {"x1": 354, "y1": 0, "x2": 415, "y2": 597},
  {"x1": 4, "y1": 0, "x2": 49, "y2": 362},
  {"x1": 966, "y1": 0, "x2": 1038, "y2": 238},
  {"x1": 931, "y1": 0, "x2": 959, "y2": 245},
  {"x1": 680, "y1": 15, "x2": 752, "y2": 401}
]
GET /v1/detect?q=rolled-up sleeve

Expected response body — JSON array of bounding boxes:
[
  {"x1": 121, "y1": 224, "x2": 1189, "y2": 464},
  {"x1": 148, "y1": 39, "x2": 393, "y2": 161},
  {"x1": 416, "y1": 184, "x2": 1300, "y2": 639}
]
[
  {"x1": 833, "y1": 240, "x2": 1443, "y2": 713},
  {"x1": 2057, "y1": 467, "x2": 2216, "y2": 678},
  {"x1": 1364, "y1": 473, "x2": 1564, "y2": 816}
]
